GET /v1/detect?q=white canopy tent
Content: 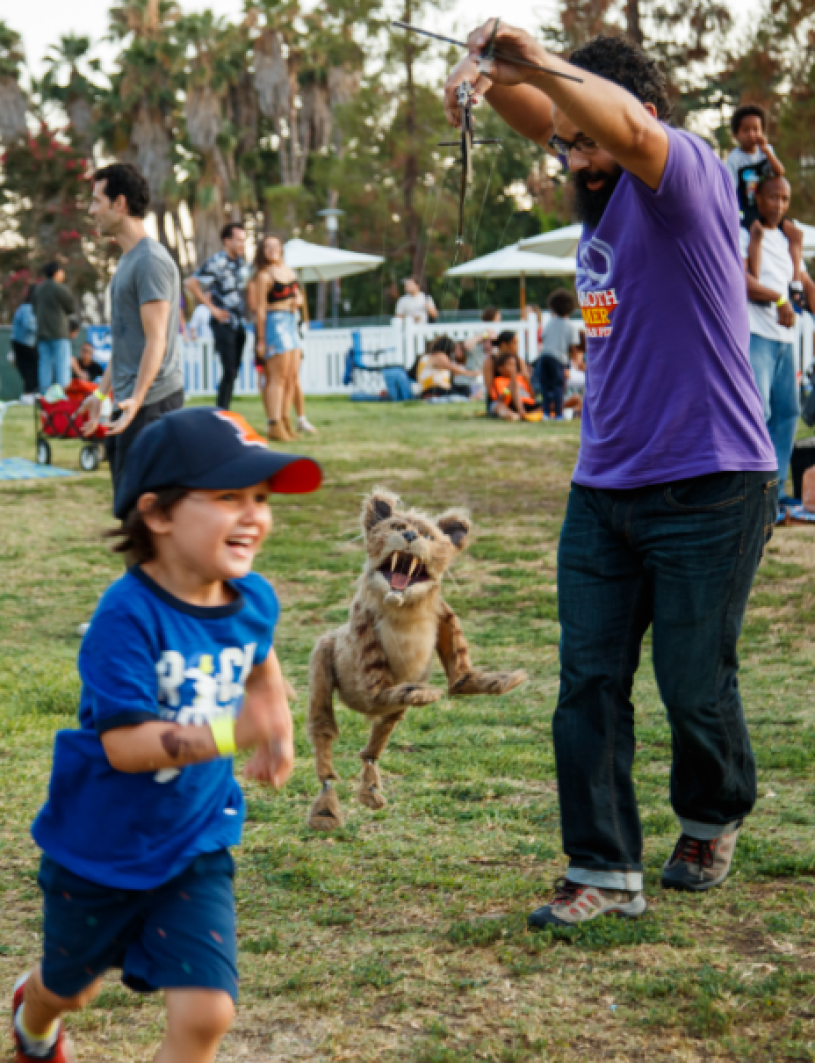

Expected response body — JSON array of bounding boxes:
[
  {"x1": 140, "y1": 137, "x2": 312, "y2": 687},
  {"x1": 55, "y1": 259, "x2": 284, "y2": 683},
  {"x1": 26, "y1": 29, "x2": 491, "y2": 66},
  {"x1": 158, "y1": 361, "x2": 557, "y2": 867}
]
[
  {"x1": 445, "y1": 242, "x2": 576, "y2": 312},
  {"x1": 283, "y1": 238, "x2": 385, "y2": 282},
  {"x1": 520, "y1": 223, "x2": 582, "y2": 259}
]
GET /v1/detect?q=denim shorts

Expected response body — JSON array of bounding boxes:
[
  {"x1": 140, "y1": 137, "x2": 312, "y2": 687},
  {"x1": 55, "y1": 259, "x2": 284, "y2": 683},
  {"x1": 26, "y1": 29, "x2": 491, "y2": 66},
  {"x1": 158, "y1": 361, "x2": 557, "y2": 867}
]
[
  {"x1": 39, "y1": 849, "x2": 238, "y2": 1001},
  {"x1": 264, "y1": 311, "x2": 299, "y2": 356}
]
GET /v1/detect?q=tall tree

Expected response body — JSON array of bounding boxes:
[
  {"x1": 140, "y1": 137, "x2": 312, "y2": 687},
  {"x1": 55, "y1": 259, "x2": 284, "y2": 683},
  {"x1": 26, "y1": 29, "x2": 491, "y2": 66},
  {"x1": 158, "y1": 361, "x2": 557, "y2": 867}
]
[
  {"x1": 40, "y1": 35, "x2": 103, "y2": 155},
  {"x1": 0, "y1": 22, "x2": 28, "y2": 146}
]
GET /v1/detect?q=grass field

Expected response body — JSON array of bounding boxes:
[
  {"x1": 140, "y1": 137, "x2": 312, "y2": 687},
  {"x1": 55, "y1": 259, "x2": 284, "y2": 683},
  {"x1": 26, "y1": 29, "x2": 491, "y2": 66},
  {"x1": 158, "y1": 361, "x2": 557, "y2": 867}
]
[{"x1": 1, "y1": 396, "x2": 815, "y2": 1062}]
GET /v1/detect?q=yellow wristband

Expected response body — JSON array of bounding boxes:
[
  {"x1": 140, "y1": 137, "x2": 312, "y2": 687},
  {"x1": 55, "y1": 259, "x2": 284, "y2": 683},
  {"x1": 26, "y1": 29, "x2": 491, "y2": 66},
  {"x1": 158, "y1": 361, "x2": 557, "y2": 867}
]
[
  {"x1": 93, "y1": 389, "x2": 107, "y2": 402},
  {"x1": 210, "y1": 715, "x2": 236, "y2": 756},
  {"x1": 776, "y1": 295, "x2": 788, "y2": 308}
]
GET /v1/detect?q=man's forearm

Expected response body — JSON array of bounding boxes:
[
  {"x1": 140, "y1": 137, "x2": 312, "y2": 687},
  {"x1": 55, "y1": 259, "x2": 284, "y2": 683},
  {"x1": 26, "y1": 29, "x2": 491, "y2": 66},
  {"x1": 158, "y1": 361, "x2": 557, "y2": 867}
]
[
  {"x1": 186, "y1": 278, "x2": 216, "y2": 313},
  {"x1": 130, "y1": 338, "x2": 166, "y2": 407},
  {"x1": 745, "y1": 272, "x2": 782, "y2": 303},
  {"x1": 484, "y1": 83, "x2": 554, "y2": 147},
  {"x1": 97, "y1": 363, "x2": 112, "y2": 395}
]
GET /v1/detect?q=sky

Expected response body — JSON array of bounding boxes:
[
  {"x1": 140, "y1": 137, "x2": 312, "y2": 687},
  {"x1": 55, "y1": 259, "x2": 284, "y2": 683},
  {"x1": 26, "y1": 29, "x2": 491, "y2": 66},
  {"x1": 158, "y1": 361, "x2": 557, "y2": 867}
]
[{"x1": 11, "y1": 0, "x2": 762, "y2": 79}]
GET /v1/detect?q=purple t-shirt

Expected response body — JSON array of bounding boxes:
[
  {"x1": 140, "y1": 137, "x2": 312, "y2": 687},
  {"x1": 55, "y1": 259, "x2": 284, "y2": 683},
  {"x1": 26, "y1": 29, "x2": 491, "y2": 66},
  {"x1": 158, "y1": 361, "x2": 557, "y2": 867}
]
[{"x1": 573, "y1": 126, "x2": 775, "y2": 489}]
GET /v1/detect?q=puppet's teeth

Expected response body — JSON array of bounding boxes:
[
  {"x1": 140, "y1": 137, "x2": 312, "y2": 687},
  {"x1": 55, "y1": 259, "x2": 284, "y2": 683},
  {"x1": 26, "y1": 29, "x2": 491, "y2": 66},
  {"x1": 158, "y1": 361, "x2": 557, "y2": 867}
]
[
  {"x1": 390, "y1": 553, "x2": 398, "y2": 571},
  {"x1": 408, "y1": 558, "x2": 418, "y2": 578}
]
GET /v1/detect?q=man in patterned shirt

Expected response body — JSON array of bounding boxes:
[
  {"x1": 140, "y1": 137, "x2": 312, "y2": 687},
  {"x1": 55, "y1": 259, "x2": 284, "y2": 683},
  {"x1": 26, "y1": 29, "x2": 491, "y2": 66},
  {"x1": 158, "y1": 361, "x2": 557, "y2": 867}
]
[{"x1": 186, "y1": 222, "x2": 251, "y2": 409}]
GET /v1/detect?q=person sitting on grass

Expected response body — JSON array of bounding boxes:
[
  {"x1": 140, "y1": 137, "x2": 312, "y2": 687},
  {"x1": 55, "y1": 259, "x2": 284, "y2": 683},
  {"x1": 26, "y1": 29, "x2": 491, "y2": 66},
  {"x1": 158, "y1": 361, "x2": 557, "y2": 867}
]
[
  {"x1": 537, "y1": 288, "x2": 581, "y2": 419},
  {"x1": 71, "y1": 341, "x2": 105, "y2": 383},
  {"x1": 11, "y1": 406, "x2": 321, "y2": 1063},
  {"x1": 417, "y1": 335, "x2": 479, "y2": 400},
  {"x1": 483, "y1": 329, "x2": 530, "y2": 410},
  {"x1": 490, "y1": 347, "x2": 543, "y2": 421}
]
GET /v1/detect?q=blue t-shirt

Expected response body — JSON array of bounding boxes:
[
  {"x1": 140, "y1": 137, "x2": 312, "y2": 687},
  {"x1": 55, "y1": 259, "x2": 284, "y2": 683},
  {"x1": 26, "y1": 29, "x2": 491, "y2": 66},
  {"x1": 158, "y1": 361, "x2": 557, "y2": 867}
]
[
  {"x1": 574, "y1": 125, "x2": 775, "y2": 489},
  {"x1": 32, "y1": 567, "x2": 279, "y2": 890}
]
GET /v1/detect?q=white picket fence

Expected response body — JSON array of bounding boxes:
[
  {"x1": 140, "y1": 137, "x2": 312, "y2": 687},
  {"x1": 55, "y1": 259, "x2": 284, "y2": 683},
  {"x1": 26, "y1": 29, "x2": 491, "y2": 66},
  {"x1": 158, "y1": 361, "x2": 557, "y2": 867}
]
[{"x1": 181, "y1": 317, "x2": 540, "y2": 399}]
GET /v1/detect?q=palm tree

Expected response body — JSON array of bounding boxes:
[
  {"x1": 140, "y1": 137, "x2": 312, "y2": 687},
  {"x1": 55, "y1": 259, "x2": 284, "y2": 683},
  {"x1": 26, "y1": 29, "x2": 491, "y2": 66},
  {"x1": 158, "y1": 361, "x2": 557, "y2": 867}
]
[
  {"x1": 40, "y1": 35, "x2": 102, "y2": 156},
  {"x1": 98, "y1": 0, "x2": 182, "y2": 258},
  {"x1": 0, "y1": 22, "x2": 28, "y2": 146}
]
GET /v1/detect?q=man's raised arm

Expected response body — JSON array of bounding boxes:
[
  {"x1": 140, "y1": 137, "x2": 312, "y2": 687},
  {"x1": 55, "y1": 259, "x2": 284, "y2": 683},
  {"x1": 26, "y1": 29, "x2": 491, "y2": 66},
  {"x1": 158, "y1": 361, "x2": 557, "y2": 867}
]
[{"x1": 444, "y1": 21, "x2": 668, "y2": 190}]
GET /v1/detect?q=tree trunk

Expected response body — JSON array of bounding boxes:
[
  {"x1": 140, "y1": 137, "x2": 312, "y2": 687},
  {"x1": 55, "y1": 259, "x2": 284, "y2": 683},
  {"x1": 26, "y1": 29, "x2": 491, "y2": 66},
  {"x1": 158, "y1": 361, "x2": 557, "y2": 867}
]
[
  {"x1": 625, "y1": 0, "x2": 643, "y2": 45},
  {"x1": 402, "y1": 0, "x2": 421, "y2": 276}
]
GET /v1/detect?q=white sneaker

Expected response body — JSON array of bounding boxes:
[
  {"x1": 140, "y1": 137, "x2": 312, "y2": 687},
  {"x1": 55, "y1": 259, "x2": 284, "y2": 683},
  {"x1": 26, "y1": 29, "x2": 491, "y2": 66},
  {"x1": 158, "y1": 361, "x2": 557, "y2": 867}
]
[
  {"x1": 528, "y1": 877, "x2": 647, "y2": 928},
  {"x1": 297, "y1": 416, "x2": 318, "y2": 435}
]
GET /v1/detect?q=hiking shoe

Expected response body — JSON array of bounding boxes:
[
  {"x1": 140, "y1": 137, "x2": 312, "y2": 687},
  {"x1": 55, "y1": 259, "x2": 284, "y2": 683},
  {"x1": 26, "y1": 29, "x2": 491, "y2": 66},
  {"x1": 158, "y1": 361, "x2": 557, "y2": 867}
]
[
  {"x1": 661, "y1": 823, "x2": 742, "y2": 892},
  {"x1": 528, "y1": 877, "x2": 647, "y2": 929},
  {"x1": 296, "y1": 416, "x2": 318, "y2": 435},
  {"x1": 12, "y1": 975, "x2": 75, "y2": 1062}
]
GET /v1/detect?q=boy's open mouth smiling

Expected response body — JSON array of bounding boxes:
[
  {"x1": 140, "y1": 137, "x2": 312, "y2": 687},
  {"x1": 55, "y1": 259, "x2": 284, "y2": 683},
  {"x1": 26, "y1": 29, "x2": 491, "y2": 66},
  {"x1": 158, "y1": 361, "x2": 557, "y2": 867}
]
[{"x1": 379, "y1": 551, "x2": 430, "y2": 591}]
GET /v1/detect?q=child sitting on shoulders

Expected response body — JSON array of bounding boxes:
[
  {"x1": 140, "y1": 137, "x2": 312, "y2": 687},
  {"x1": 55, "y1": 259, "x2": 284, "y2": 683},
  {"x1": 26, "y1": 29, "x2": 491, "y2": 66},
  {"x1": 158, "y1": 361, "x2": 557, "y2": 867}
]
[
  {"x1": 12, "y1": 407, "x2": 321, "y2": 1063},
  {"x1": 726, "y1": 103, "x2": 805, "y2": 307}
]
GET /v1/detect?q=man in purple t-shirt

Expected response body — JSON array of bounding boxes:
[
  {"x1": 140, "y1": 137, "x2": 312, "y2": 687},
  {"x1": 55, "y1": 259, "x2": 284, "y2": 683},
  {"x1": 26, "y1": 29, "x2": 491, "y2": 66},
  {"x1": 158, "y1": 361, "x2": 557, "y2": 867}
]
[{"x1": 445, "y1": 30, "x2": 777, "y2": 926}]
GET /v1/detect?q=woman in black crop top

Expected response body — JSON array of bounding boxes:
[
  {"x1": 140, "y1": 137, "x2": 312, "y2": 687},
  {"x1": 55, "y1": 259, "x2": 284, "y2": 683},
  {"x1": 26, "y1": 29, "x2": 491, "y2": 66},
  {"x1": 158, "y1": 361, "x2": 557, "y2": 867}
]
[{"x1": 253, "y1": 235, "x2": 315, "y2": 442}]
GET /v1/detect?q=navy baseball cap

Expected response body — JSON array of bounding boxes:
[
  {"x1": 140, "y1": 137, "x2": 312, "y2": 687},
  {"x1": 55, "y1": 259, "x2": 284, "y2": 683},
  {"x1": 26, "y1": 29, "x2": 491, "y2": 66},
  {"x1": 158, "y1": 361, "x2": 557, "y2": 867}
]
[{"x1": 113, "y1": 407, "x2": 322, "y2": 519}]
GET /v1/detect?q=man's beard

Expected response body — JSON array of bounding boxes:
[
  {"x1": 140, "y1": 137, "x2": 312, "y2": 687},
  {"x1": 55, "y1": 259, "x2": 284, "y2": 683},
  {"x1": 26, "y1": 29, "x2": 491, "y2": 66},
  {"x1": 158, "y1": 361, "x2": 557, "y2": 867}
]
[{"x1": 572, "y1": 166, "x2": 623, "y2": 228}]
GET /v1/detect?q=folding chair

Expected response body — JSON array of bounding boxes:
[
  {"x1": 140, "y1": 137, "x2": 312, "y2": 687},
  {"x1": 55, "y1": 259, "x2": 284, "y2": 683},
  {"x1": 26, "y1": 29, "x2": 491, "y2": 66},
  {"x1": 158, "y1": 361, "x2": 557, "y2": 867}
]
[{"x1": 343, "y1": 330, "x2": 402, "y2": 394}]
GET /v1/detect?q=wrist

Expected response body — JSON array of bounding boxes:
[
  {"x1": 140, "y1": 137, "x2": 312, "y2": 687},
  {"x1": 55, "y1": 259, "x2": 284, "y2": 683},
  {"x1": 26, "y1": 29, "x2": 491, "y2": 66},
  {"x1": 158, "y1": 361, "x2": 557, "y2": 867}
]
[
  {"x1": 210, "y1": 715, "x2": 236, "y2": 756},
  {"x1": 93, "y1": 388, "x2": 107, "y2": 402},
  {"x1": 776, "y1": 294, "x2": 788, "y2": 307}
]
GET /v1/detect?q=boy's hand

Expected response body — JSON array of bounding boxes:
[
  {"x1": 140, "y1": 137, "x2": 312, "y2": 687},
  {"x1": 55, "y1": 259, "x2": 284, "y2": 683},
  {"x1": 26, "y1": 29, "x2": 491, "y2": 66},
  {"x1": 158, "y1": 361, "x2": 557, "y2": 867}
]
[
  {"x1": 243, "y1": 736, "x2": 295, "y2": 788},
  {"x1": 755, "y1": 133, "x2": 768, "y2": 152},
  {"x1": 749, "y1": 219, "x2": 765, "y2": 242},
  {"x1": 778, "y1": 301, "x2": 796, "y2": 328}
]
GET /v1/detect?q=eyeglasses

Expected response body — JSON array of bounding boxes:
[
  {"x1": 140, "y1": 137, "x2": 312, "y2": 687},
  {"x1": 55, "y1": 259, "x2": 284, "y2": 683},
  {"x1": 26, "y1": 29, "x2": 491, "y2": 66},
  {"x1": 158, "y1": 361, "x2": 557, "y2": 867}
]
[{"x1": 547, "y1": 134, "x2": 601, "y2": 160}]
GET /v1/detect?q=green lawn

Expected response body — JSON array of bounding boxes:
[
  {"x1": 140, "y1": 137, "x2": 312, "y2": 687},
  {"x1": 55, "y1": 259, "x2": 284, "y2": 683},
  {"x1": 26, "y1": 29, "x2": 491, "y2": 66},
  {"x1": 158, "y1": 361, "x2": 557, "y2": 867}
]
[{"x1": 1, "y1": 397, "x2": 814, "y2": 1062}]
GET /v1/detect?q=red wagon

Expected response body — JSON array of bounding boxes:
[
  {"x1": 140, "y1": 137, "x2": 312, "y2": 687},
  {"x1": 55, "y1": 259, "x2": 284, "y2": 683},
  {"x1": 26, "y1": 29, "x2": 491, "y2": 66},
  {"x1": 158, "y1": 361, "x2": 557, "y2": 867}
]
[{"x1": 35, "y1": 380, "x2": 110, "y2": 472}]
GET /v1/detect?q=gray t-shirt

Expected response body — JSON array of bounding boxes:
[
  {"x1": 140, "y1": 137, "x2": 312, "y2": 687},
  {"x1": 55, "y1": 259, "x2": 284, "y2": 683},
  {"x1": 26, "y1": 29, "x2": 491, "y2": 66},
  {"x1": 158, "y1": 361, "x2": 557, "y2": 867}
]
[
  {"x1": 110, "y1": 237, "x2": 183, "y2": 405},
  {"x1": 541, "y1": 316, "x2": 580, "y2": 365}
]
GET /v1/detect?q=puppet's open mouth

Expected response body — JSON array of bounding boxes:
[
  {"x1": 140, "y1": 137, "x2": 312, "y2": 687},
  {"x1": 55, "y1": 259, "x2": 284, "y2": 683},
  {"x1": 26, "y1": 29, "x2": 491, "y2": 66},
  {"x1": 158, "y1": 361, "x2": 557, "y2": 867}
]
[{"x1": 379, "y1": 552, "x2": 430, "y2": 591}]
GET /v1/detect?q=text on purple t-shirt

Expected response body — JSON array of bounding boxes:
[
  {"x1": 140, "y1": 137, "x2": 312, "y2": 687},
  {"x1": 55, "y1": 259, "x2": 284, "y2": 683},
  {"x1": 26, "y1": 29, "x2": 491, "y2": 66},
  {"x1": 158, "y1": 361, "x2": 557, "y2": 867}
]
[{"x1": 573, "y1": 125, "x2": 775, "y2": 489}]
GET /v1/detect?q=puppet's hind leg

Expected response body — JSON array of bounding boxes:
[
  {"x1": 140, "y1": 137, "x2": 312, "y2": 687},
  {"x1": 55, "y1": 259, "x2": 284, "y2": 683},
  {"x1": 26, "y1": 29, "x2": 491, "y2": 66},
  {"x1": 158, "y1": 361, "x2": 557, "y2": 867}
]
[
  {"x1": 357, "y1": 711, "x2": 406, "y2": 810},
  {"x1": 307, "y1": 635, "x2": 344, "y2": 831}
]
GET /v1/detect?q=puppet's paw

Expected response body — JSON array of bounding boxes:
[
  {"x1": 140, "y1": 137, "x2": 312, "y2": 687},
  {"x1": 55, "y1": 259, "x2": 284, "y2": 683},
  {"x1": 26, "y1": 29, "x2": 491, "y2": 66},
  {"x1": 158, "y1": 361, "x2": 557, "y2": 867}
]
[
  {"x1": 390, "y1": 682, "x2": 443, "y2": 707},
  {"x1": 358, "y1": 760, "x2": 387, "y2": 810},
  {"x1": 451, "y1": 669, "x2": 527, "y2": 697},
  {"x1": 307, "y1": 782, "x2": 344, "y2": 831}
]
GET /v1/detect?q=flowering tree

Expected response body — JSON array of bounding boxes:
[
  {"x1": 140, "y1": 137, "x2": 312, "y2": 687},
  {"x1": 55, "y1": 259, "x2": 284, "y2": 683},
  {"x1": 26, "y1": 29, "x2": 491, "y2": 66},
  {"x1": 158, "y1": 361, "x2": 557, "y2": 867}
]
[{"x1": 0, "y1": 123, "x2": 105, "y2": 317}]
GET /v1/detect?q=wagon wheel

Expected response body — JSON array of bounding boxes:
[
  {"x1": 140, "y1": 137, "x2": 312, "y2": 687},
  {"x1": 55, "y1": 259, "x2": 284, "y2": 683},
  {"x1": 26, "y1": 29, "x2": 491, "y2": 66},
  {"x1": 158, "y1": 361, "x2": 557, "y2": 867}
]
[
  {"x1": 36, "y1": 439, "x2": 52, "y2": 465},
  {"x1": 80, "y1": 444, "x2": 100, "y2": 472}
]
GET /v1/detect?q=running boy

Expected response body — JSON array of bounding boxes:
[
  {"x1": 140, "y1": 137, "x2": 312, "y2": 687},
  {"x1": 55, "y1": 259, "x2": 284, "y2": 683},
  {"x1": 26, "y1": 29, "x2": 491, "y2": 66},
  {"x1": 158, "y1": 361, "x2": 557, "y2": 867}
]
[
  {"x1": 12, "y1": 406, "x2": 321, "y2": 1063},
  {"x1": 726, "y1": 103, "x2": 804, "y2": 304}
]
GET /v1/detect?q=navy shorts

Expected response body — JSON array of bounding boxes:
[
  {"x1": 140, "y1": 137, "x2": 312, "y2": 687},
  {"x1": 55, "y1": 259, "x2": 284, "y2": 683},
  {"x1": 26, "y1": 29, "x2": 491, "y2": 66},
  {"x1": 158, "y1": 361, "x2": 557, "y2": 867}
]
[{"x1": 39, "y1": 849, "x2": 238, "y2": 1001}]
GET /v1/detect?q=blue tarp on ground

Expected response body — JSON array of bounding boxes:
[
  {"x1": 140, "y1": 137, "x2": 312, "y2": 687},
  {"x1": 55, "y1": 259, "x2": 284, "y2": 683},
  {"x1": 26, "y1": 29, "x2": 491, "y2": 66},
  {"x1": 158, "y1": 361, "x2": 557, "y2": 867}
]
[{"x1": 0, "y1": 458, "x2": 74, "y2": 481}]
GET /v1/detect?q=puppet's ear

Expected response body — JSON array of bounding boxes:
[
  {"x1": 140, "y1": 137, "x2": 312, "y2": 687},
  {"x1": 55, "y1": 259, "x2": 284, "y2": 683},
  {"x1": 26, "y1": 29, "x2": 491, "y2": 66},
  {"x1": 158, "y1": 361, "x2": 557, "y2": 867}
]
[
  {"x1": 363, "y1": 488, "x2": 401, "y2": 531},
  {"x1": 437, "y1": 509, "x2": 471, "y2": 550}
]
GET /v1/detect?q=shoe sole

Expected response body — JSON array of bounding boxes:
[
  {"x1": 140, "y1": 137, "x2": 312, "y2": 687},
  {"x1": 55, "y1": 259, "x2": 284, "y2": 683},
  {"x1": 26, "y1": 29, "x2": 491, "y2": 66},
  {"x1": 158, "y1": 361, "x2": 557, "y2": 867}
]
[
  {"x1": 528, "y1": 901, "x2": 648, "y2": 930},
  {"x1": 661, "y1": 872, "x2": 729, "y2": 892}
]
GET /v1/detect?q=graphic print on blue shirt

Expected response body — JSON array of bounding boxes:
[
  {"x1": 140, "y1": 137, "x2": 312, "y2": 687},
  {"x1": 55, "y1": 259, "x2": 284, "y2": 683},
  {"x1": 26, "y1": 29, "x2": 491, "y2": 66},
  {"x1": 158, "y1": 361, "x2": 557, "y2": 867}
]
[{"x1": 32, "y1": 567, "x2": 279, "y2": 890}]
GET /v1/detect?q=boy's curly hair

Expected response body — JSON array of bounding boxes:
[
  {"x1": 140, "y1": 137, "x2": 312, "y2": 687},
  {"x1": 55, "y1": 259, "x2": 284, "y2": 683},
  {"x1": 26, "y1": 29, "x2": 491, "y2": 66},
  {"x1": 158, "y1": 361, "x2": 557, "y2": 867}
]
[
  {"x1": 108, "y1": 487, "x2": 190, "y2": 565},
  {"x1": 569, "y1": 34, "x2": 672, "y2": 122},
  {"x1": 730, "y1": 103, "x2": 767, "y2": 137},
  {"x1": 548, "y1": 288, "x2": 576, "y2": 317}
]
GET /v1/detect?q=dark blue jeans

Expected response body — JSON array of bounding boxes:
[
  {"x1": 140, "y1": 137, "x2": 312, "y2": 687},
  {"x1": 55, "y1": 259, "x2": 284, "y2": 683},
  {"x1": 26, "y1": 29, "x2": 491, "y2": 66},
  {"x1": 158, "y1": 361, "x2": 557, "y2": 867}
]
[
  {"x1": 540, "y1": 355, "x2": 565, "y2": 417},
  {"x1": 555, "y1": 471, "x2": 778, "y2": 890}
]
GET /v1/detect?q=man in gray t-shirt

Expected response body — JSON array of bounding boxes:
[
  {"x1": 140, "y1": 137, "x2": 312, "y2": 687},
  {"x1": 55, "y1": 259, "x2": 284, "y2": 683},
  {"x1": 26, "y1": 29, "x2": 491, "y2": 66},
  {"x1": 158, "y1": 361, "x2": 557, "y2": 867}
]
[{"x1": 82, "y1": 163, "x2": 184, "y2": 498}]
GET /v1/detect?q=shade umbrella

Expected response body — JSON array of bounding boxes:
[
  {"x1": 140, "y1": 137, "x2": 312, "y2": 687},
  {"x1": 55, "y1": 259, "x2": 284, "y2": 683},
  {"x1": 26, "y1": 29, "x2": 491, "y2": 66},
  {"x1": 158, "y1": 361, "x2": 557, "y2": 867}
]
[
  {"x1": 283, "y1": 238, "x2": 385, "y2": 326},
  {"x1": 520, "y1": 222, "x2": 583, "y2": 259},
  {"x1": 445, "y1": 242, "x2": 576, "y2": 313}
]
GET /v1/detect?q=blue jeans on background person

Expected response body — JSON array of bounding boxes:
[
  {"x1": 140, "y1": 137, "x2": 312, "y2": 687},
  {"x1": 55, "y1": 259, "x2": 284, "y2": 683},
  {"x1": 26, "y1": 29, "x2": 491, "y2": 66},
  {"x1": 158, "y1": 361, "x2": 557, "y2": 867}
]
[
  {"x1": 37, "y1": 338, "x2": 72, "y2": 392},
  {"x1": 554, "y1": 471, "x2": 777, "y2": 891},
  {"x1": 382, "y1": 366, "x2": 414, "y2": 401},
  {"x1": 748, "y1": 334, "x2": 798, "y2": 497},
  {"x1": 539, "y1": 354, "x2": 565, "y2": 417}
]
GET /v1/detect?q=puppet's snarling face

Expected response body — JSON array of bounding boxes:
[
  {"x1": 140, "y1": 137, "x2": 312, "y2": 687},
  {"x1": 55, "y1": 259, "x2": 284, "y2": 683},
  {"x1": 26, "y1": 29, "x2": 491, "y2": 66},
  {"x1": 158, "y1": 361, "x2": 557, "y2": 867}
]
[{"x1": 362, "y1": 489, "x2": 470, "y2": 606}]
